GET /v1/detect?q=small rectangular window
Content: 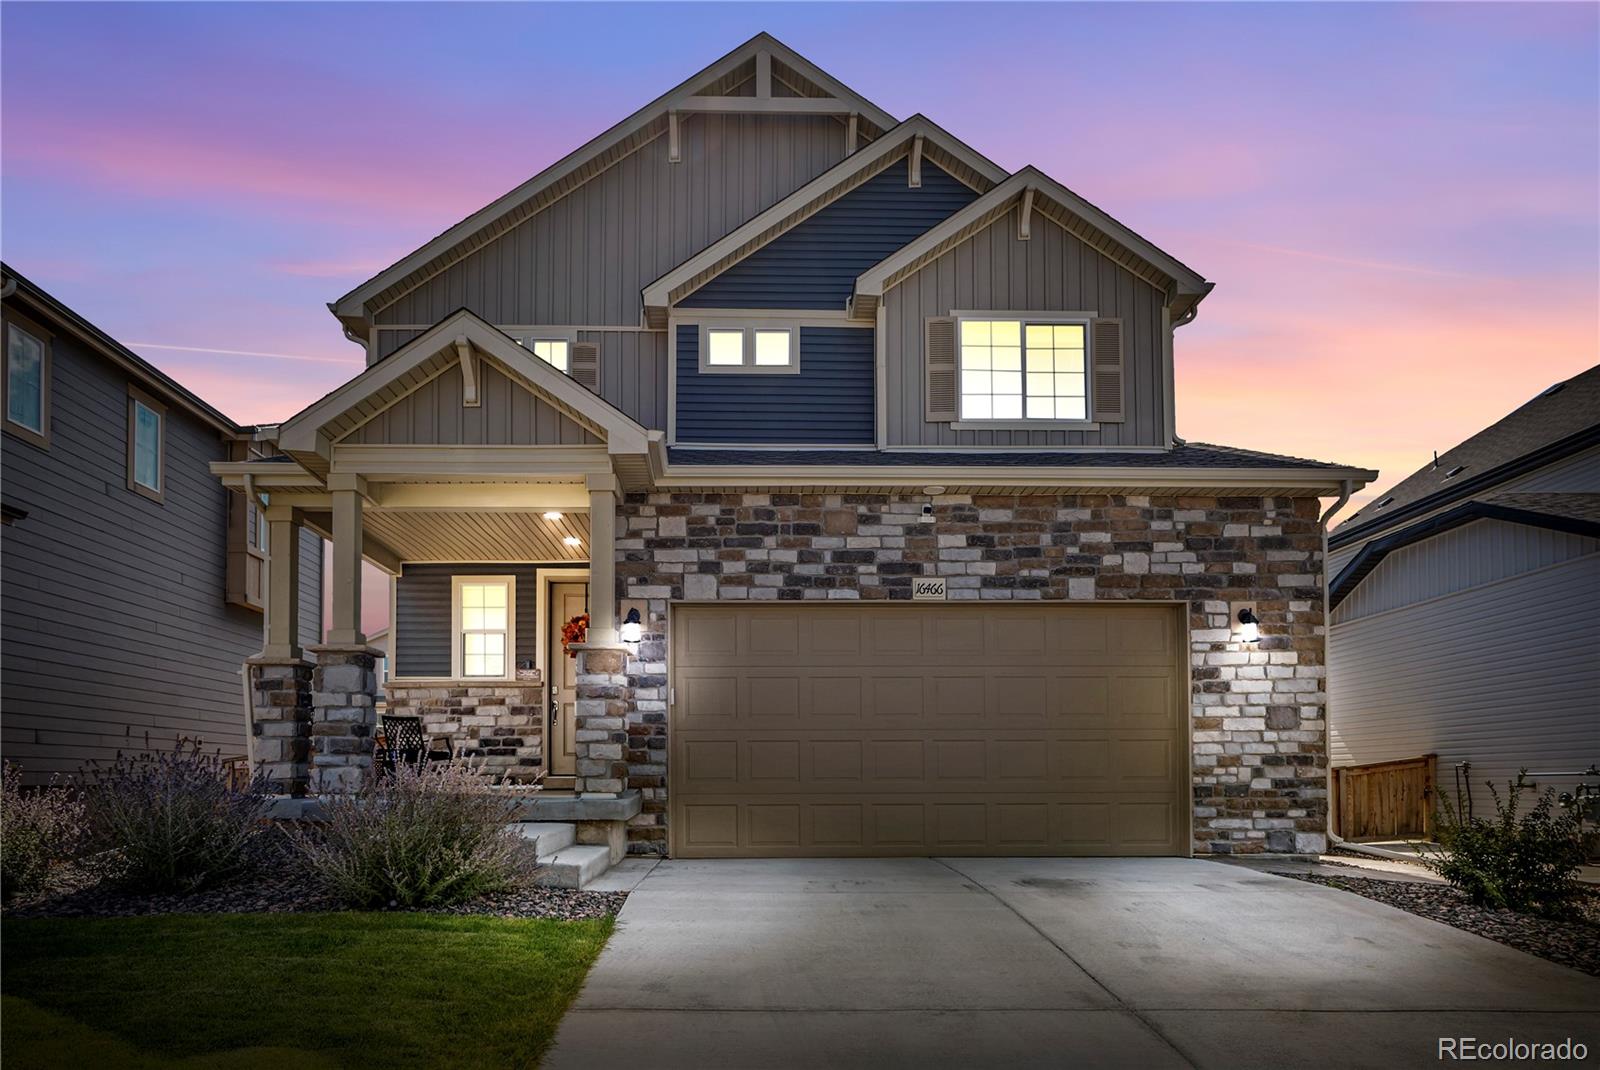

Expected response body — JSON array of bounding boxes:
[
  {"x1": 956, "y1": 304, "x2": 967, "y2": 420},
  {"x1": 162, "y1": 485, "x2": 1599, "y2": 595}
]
[
  {"x1": 696, "y1": 323, "x2": 800, "y2": 374},
  {"x1": 126, "y1": 386, "x2": 165, "y2": 502},
  {"x1": 452, "y1": 576, "x2": 515, "y2": 680},
  {"x1": 530, "y1": 340, "x2": 569, "y2": 372},
  {"x1": 3, "y1": 316, "x2": 50, "y2": 447}
]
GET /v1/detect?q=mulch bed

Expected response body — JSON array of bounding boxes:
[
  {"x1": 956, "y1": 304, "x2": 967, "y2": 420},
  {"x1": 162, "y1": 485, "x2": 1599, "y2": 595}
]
[
  {"x1": 4, "y1": 859, "x2": 626, "y2": 922},
  {"x1": 1284, "y1": 872, "x2": 1600, "y2": 977}
]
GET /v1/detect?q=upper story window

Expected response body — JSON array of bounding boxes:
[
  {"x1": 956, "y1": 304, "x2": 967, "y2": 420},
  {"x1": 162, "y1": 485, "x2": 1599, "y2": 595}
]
[
  {"x1": 4, "y1": 314, "x2": 51, "y2": 447},
  {"x1": 529, "y1": 339, "x2": 569, "y2": 372},
  {"x1": 452, "y1": 576, "x2": 514, "y2": 680},
  {"x1": 126, "y1": 385, "x2": 165, "y2": 502},
  {"x1": 697, "y1": 323, "x2": 797, "y2": 374},
  {"x1": 959, "y1": 317, "x2": 1086, "y2": 422}
]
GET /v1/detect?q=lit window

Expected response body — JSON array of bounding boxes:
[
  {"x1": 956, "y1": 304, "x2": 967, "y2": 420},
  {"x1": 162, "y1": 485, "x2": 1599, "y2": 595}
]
[
  {"x1": 961, "y1": 319, "x2": 1087, "y2": 421},
  {"x1": 753, "y1": 330, "x2": 792, "y2": 367},
  {"x1": 707, "y1": 329, "x2": 745, "y2": 366},
  {"x1": 6, "y1": 322, "x2": 45, "y2": 436},
  {"x1": 454, "y1": 578, "x2": 513, "y2": 679},
  {"x1": 530, "y1": 340, "x2": 568, "y2": 372},
  {"x1": 126, "y1": 387, "x2": 165, "y2": 501}
]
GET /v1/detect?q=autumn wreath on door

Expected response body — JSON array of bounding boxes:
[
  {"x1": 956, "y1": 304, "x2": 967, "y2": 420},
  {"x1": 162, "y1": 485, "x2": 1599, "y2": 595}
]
[{"x1": 560, "y1": 613, "x2": 589, "y2": 658}]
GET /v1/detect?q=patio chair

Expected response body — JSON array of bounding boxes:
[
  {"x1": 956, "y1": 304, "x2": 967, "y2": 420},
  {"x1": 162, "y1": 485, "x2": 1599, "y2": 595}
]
[{"x1": 378, "y1": 714, "x2": 427, "y2": 774}]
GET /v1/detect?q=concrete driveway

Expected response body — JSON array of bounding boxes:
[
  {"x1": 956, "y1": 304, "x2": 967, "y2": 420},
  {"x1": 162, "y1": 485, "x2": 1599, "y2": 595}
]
[{"x1": 545, "y1": 858, "x2": 1599, "y2": 1069}]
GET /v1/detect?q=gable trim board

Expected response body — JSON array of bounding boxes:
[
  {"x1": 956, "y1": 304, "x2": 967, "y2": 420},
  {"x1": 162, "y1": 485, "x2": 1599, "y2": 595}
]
[
  {"x1": 1329, "y1": 498, "x2": 1600, "y2": 609},
  {"x1": 640, "y1": 115, "x2": 1008, "y2": 326},
  {"x1": 1329, "y1": 423, "x2": 1600, "y2": 552},
  {"x1": 331, "y1": 33, "x2": 898, "y2": 334},
  {"x1": 852, "y1": 167, "x2": 1212, "y2": 320},
  {"x1": 276, "y1": 309, "x2": 651, "y2": 474}
]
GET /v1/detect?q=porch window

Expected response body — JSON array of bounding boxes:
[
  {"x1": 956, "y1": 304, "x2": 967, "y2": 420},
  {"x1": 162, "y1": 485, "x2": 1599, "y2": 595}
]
[
  {"x1": 452, "y1": 576, "x2": 515, "y2": 680},
  {"x1": 959, "y1": 318, "x2": 1087, "y2": 422}
]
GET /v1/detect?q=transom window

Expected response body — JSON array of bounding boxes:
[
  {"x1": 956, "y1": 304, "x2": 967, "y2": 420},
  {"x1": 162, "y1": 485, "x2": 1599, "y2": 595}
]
[
  {"x1": 4, "y1": 318, "x2": 49, "y2": 446},
  {"x1": 697, "y1": 324, "x2": 797, "y2": 374},
  {"x1": 959, "y1": 318, "x2": 1087, "y2": 422},
  {"x1": 452, "y1": 577, "x2": 514, "y2": 679}
]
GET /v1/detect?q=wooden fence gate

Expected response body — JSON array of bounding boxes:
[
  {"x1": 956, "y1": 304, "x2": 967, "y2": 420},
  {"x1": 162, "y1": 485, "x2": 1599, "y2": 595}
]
[{"x1": 1333, "y1": 755, "x2": 1438, "y2": 841}]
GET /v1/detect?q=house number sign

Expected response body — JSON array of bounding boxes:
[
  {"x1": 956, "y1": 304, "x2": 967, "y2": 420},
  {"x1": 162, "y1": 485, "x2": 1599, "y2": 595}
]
[{"x1": 911, "y1": 578, "x2": 947, "y2": 601}]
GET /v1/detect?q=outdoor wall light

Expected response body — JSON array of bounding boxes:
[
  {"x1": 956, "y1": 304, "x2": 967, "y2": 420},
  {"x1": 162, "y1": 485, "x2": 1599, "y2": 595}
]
[
  {"x1": 1236, "y1": 608, "x2": 1262, "y2": 643},
  {"x1": 619, "y1": 607, "x2": 643, "y2": 644}
]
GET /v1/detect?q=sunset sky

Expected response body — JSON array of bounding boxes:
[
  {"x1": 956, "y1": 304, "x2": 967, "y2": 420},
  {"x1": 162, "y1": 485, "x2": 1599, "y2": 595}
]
[{"x1": 3, "y1": 1, "x2": 1596, "y2": 518}]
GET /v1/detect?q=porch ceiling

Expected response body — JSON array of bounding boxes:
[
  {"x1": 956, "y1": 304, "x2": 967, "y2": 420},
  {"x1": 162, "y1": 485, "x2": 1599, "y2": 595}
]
[{"x1": 363, "y1": 508, "x2": 590, "y2": 564}]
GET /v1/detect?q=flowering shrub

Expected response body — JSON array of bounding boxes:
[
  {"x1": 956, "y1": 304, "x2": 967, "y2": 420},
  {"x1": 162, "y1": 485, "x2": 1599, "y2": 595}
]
[
  {"x1": 82, "y1": 739, "x2": 270, "y2": 893},
  {"x1": 290, "y1": 761, "x2": 539, "y2": 908},
  {"x1": 1422, "y1": 771, "x2": 1587, "y2": 917},
  {"x1": 1, "y1": 763, "x2": 88, "y2": 903}
]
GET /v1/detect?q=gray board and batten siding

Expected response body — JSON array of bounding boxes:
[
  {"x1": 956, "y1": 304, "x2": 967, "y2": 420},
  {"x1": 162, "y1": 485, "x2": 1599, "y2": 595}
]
[
  {"x1": 1, "y1": 301, "x2": 323, "y2": 781},
  {"x1": 884, "y1": 205, "x2": 1169, "y2": 449},
  {"x1": 675, "y1": 325, "x2": 875, "y2": 444},
  {"x1": 343, "y1": 360, "x2": 603, "y2": 446}
]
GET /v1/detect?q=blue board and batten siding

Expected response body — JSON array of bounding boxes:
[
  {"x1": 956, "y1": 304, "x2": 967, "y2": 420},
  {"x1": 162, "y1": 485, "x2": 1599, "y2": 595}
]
[
  {"x1": 679, "y1": 160, "x2": 977, "y2": 309},
  {"x1": 675, "y1": 325, "x2": 874, "y2": 444}
]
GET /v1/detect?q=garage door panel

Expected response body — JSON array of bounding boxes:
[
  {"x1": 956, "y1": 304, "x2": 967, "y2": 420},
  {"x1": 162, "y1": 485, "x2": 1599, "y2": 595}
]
[{"x1": 672, "y1": 604, "x2": 1185, "y2": 857}]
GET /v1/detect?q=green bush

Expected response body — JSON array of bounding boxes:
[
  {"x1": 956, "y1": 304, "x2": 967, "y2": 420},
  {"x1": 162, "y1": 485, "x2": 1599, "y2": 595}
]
[
  {"x1": 290, "y1": 762, "x2": 539, "y2": 908},
  {"x1": 1, "y1": 763, "x2": 88, "y2": 903},
  {"x1": 82, "y1": 739, "x2": 270, "y2": 894},
  {"x1": 1422, "y1": 770, "x2": 1587, "y2": 916}
]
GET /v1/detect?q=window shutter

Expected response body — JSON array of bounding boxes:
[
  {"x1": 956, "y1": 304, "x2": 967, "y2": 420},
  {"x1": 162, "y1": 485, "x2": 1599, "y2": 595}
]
[
  {"x1": 924, "y1": 317, "x2": 958, "y2": 423},
  {"x1": 570, "y1": 341, "x2": 601, "y2": 393},
  {"x1": 225, "y1": 491, "x2": 265, "y2": 611},
  {"x1": 1090, "y1": 318, "x2": 1125, "y2": 423}
]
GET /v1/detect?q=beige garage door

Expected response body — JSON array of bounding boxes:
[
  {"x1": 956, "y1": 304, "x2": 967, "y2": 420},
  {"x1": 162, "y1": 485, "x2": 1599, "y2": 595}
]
[{"x1": 670, "y1": 603, "x2": 1187, "y2": 858}]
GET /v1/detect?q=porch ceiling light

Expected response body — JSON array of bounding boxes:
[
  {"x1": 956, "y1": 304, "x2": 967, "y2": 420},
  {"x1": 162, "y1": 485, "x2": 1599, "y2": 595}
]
[
  {"x1": 619, "y1": 607, "x2": 643, "y2": 645},
  {"x1": 1236, "y1": 608, "x2": 1261, "y2": 644},
  {"x1": 543, "y1": 511, "x2": 563, "y2": 521},
  {"x1": 563, "y1": 536, "x2": 582, "y2": 547},
  {"x1": 923, "y1": 485, "x2": 947, "y2": 495}
]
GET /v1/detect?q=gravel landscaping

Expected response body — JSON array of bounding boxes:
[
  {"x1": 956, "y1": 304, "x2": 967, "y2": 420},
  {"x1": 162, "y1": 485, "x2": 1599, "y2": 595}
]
[
  {"x1": 3, "y1": 856, "x2": 627, "y2": 921},
  {"x1": 1284, "y1": 871, "x2": 1600, "y2": 977}
]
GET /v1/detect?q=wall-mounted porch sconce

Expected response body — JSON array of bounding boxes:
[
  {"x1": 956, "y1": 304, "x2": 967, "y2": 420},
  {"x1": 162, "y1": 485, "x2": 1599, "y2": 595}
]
[
  {"x1": 619, "y1": 607, "x2": 643, "y2": 645},
  {"x1": 1236, "y1": 607, "x2": 1262, "y2": 644}
]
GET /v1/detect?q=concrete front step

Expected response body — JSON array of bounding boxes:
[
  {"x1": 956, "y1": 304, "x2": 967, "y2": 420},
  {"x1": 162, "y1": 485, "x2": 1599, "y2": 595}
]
[
  {"x1": 515, "y1": 821, "x2": 576, "y2": 857},
  {"x1": 537, "y1": 844, "x2": 613, "y2": 889}
]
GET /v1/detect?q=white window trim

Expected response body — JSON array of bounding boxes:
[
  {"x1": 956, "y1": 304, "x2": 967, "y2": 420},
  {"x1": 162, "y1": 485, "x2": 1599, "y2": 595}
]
[
  {"x1": 695, "y1": 322, "x2": 800, "y2": 375},
  {"x1": 953, "y1": 311, "x2": 1097, "y2": 427},
  {"x1": 449, "y1": 574, "x2": 517, "y2": 681}
]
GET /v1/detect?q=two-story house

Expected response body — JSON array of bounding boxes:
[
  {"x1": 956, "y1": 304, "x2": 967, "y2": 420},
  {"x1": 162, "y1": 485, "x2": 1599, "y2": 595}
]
[
  {"x1": 214, "y1": 34, "x2": 1374, "y2": 858},
  {"x1": 1, "y1": 266, "x2": 324, "y2": 782}
]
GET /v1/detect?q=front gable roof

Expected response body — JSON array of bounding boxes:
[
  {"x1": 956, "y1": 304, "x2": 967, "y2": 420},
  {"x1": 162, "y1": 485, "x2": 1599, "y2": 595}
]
[
  {"x1": 640, "y1": 116, "x2": 1007, "y2": 325},
  {"x1": 277, "y1": 310, "x2": 650, "y2": 474},
  {"x1": 851, "y1": 167, "x2": 1212, "y2": 321},
  {"x1": 330, "y1": 33, "x2": 897, "y2": 335}
]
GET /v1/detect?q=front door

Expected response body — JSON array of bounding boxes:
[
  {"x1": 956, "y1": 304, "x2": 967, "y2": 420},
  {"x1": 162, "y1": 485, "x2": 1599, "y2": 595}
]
[{"x1": 547, "y1": 581, "x2": 587, "y2": 776}]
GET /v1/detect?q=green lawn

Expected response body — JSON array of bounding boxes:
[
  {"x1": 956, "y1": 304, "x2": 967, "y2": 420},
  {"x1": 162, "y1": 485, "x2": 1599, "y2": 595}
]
[{"x1": 1, "y1": 912, "x2": 613, "y2": 1070}]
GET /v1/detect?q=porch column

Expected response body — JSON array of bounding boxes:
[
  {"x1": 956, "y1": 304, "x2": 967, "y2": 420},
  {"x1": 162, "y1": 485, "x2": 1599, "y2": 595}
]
[
  {"x1": 248, "y1": 503, "x2": 312, "y2": 795},
  {"x1": 586, "y1": 473, "x2": 618, "y2": 644},
  {"x1": 262, "y1": 505, "x2": 302, "y2": 660},
  {"x1": 325, "y1": 474, "x2": 366, "y2": 646}
]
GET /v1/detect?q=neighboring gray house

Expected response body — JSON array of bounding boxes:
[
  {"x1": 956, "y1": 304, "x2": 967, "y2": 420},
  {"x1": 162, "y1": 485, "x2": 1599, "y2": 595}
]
[
  {"x1": 215, "y1": 33, "x2": 1377, "y2": 859},
  {"x1": 1327, "y1": 364, "x2": 1600, "y2": 808},
  {"x1": 1, "y1": 266, "x2": 323, "y2": 783}
]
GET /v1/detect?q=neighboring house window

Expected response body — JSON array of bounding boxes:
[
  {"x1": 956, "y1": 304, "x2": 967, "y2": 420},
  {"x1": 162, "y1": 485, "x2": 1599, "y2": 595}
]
[
  {"x1": 126, "y1": 385, "x2": 165, "y2": 502},
  {"x1": 959, "y1": 318, "x2": 1087, "y2": 422},
  {"x1": 451, "y1": 576, "x2": 514, "y2": 680},
  {"x1": 696, "y1": 323, "x2": 798, "y2": 374},
  {"x1": 3, "y1": 314, "x2": 50, "y2": 447}
]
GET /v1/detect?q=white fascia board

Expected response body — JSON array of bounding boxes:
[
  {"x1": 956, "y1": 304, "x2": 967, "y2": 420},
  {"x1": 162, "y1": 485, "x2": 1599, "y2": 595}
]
[
  {"x1": 331, "y1": 33, "x2": 898, "y2": 324},
  {"x1": 655, "y1": 462, "x2": 1377, "y2": 493}
]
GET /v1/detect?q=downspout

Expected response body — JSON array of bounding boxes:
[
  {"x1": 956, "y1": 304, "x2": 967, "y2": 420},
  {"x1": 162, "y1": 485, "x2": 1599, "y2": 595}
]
[
  {"x1": 1167, "y1": 302, "x2": 1200, "y2": 447},
  {"x1": 1319, "y1": 478, "x2": 1355, "y2": 851}
]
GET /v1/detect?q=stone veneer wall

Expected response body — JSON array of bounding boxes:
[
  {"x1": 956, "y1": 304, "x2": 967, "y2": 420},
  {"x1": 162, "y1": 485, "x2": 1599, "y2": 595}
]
[
  {"x1": 382, "y1": 680, "x2": 545, "y2": 782},
  {"x1": 588, "y1": 491, "x2": 1331, "y2": 858}
]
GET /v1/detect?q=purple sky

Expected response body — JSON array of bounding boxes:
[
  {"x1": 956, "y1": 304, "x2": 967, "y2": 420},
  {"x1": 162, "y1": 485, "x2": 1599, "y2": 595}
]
[{"x1": 4, "y1": 1, "x2": 1597, "y2": 518}]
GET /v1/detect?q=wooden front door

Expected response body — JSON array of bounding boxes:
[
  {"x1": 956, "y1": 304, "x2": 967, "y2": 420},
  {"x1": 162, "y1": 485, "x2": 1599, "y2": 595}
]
[{"x1": 548, "y1": 581, "x2": 587, "y2": 776}]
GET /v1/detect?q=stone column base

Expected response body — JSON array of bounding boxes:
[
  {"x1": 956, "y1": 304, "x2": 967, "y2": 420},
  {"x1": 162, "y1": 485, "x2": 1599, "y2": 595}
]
[
  {"x1": 245, "y1": 656, "x2": 313, "y2": 796},
  {"x1": 570, "y1": 644, "x2": 630, "y2": 794},
  {"x1": 307, "y1": 644, "x2": 381, "y2": 795}
]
